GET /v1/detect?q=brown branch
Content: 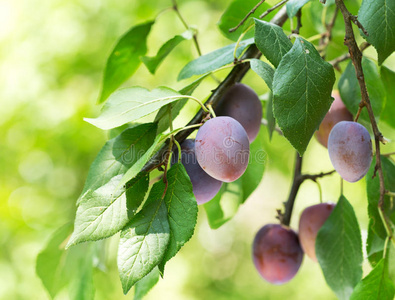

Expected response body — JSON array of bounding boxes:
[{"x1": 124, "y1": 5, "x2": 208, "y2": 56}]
[
  {"x1": 319, "y1": 6, "x2": 339, "y2": 58},
  {"x1": 292, "y1": 9, "x2": 303, "y2": 35},
  {"x1": 229, "y1": 0, "x2": 266, "y2": 33},
  {"x1": 141, "y1": 8, "x2": 289, "y2": 174},
  {"x1": 335, "y1": 0, "x2": 389, "y2": 233},
  {"x1": 280, "y1": 154, "x2": 335, "y2": 226},
  {"x1": 259, "y1": 0, "x2": 289, "y2": 19},
  {"x1": 329, "y1": 42, "x2": 370, "y2": 70}
]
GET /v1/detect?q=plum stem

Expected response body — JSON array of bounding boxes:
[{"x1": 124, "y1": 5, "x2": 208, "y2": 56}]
[{"x1": 335, "y1": 0, "x2": 391, "y2": 238}]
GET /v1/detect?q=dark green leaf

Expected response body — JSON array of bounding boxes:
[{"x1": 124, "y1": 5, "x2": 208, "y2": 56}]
[
  {"x1": 98, "y1": 21, "x2": 154, "y2": 103},
  {"x1": 159, "y1": 163, "x2": 198, "y2": 273},
  {"x1": 250, "y1": 58, "x2": 274, "y2": 90},
  {"x1": 272, "y1": 37, "x2": 335, "y2": 155},
  {"x1": 134, "y1": 267, "x2": 160, "y2": 300},
  {"x1": 350, "y1": 259, "x2": 395, "y2": 300},
  {"x1": 286, "y1": 0, "x2": 311, "y2": 18},
  {"x1": 358, "y1": 0, "x2": 395, "y2": 65},
  {"x1": 155, "y1": 73, "x2": 210, "y2": 134},
  {"x1": 218, "y1": 0, "x2": 271, "y2": 41},
  {"x1": 366, "y1": 156, "x2": 395, "y2": 239},
  {"x1": 178, "y1": 38, "x2": 254, "y2": 81},
  {"x1": 141, "y1": 30, "x2": 193, "y2": 74},
  {"x1": 78, "y1": 123, "x2": 156, "y2": 204},
  {"x1": 86, "y1": 87, "x2": 183, "y2": 130},
  {"x1": 36, "y1": 223, "x2": 73, "y2": 298},
  {"x1": 266, "y1": 92, "x2": 275, "y2": 139},
  {"x1": 118, "y1": 183, "x2": 170, "y2": 294},
  {"x1": 67, "y1": 173, "x2": 149, "y2": 247},
  {"x1": 204, "y1": 180, "x2": 243, "y2": 229},
  {"x1": 316, "y1": 195, "x2": 363, "y2": 300},
  {"x1": 254, "y1": 19, "x2": 293, "y2": 67},
  {"x1": 380, "y1": 66, "x2": 395, "y2": 129},
  {"x1": 338, "y1": 58, "x2": 386, "y2": 123}
]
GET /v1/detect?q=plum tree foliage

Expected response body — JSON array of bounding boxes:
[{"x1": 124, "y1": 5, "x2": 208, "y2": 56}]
[{"x1": 36, "y1": 0, "x2": 395, "y2": 299}]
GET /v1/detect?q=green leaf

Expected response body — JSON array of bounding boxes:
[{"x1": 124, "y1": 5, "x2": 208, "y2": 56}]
[
  {"x1": 366, "y1": 219, "x2": 386, "y2": 267},
  {"x1": 380, "y1": 66, "x2": 395, "y2": 129},
  {"x1": 286, "y1": 0, "x2": 311, "y2": 18},
  {"x1": 250, "y1": 58, "x2": 274, "y2": 90},
  {"x1": 158, "y1": 163, "x2": 198, "y2": 273},
  {"x1": 254, "y1": 19, "x2": 293, "y2": 68},
  {"x1": 134, "y1": 267, "x2": 160, "y2": 300},
  {"x1": 350, "y1": 259, "x2": 395, "y2": 300},
  {"x1": 266, "y1": 92, "x2": 276, "y2": 139},
  {"x1": 36, "y1": 223, "x2": 73, "y2": 298},
  {"x1": 98, "y1": 21, "x2": 154, "y2": 103},
  {"x1": 178, "y1": 38, "x2": 254, "y2": 81},
  {"x1": 78, "y1": 123, "x2": 157, "y2": 204},
  {"x1": 67, "y1": 244, "x2": 95, "y2": 300},
  {"x1": 358, "y1": 0, "x2": 395, "y2": 65},
  {"x1": 272, "y1": 37, "x2": 335, "y2": 155},
  {"x1": 316, "y1": 195, "x2": 363, "y2": 300},
  {"x1": 67, "y1": 173, "x2": 149, "y2": 247},
  {"x1": 338, "y1": 58, "x2": 386, "y2": 123},
  {"x1": 218, "y1": 0, "x2": 271, "y2": 41},
  {"x1": 240, "y1": 129, "x2": 266, "y2": 201},
  {"x1": 204, "y1": 180, "x2": 243, "y2": 229},
  {"x1": 117, "y1": 132, "x2": 170, "y2": 189},
  {"x1": 155, "y1": 73, "x2": 210, "y2": 134},
  {"x1": 141, "y1": 30, "x2": 193, "y2": 74},
  {"x1": 86, "y1": 86, "x2": 184, "y2": 130},
  {"x1": 118, "y1": 182, "x2": 170, "y2": 294},
  {"x1": 366, "y1": 156, "x2": 395, "y2": 239}
]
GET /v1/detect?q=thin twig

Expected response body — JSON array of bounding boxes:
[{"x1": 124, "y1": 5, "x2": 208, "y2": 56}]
[
  {"x1": 280, "y1": 154, "x2": 335, "y2": 226},
  {"x1": 328, "y1": 42, "x2": 370, "y2": 70},
  {"x1": 292, "y1": 9, "x2": 302, "y2": 35},
  {"x1": 172, "y1": 0, "x2": 202, "y2": 56},
  {"x1": 259, "y1": 0, "x2": 289, "y2": 19},
  {"x1": 229, "y1": 0, "x2": 266, "y2": 33},
  {"x1": 335, "y1": 0, "x2": 389, "y2": 236},
  {"x1": 319, "y1": 6, "x2": 339, "y2": 58}
]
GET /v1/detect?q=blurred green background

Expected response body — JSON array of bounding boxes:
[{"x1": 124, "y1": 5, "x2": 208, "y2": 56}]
[{"x1": 1, "y1": 0, "x2": 395, "y2": 299}]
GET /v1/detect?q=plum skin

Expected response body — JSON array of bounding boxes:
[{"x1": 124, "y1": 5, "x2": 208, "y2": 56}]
[
  {"x1": 328, "y1": 121, "x2": 372, "y2": 183},
  {"x1": 215, "y1": 83, "x2": 262, "y2": 142},
  {"x1": 195, "y1": 116, "x2": 250, "y2": 182},
  {"x1": 252, "y1": 224, "x2": 304, "y2": 285},
  {"x1": 315, "y1": 91, "x2": 353, "y2": 148},
  {"x1": 298, "y1": 203, "x2": 335, "y2": 262},
  {"x1": 172, "y1": 139, "x2": 222, "y2": 205}
]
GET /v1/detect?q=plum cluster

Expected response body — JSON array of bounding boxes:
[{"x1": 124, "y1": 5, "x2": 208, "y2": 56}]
[
  {"x1": 173, "y1": 83, "x2": 262, "y2": 204},
  {"x1": 252, "y1": 203, "x2": 335, "y2": 284}
]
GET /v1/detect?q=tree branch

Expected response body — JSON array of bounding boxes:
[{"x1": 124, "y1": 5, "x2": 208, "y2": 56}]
[
  {"x1": 259, "y1": 0, "x2": 289, "y2": 19},
  {"x1": 141, "y1": 7, "x2": 289, "y2": 173},
  {"x1": 335, "y1": 0, "x2": 389, "y2": 234}
]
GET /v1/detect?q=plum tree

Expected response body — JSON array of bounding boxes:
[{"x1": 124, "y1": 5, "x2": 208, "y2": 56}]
[
  {"x1": 172, "y1": 139, "x2": 222, "y2": 205},
  {"x1": 195, "y1": 116, "x2": 250, "y2": 182},
  {"x1": 215, "y1": 83, "x2": 262, "y2": 142},
  {"x1": 327, "y1": 121, "x2": 372, "y2": 182},
  {"x1": 252, "y1": 224, "x2": 304, "y2": 285},
  {"x1": 298, "y1": 203, "x2": 335, "y2": 262},
  {"x1": 315, "y1": 91, "x2": 353, "y2": 148}
]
